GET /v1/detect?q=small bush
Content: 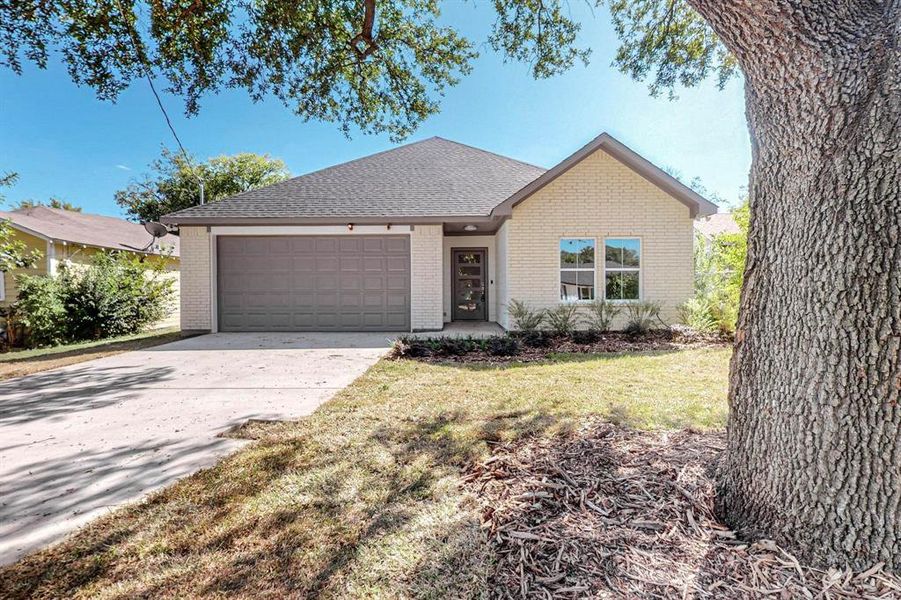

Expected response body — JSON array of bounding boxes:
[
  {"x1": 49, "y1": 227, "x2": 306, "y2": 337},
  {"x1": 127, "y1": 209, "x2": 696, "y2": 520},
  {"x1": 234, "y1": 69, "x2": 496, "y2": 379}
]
[
  {"x1": 677, "y1": 298, "x2": 719, "y2": 334},
  {"x1": 624, "y1": 301, "x2": 662, "y2": 334},
  {"x1": 486, "y1": 335, "x2": 520, "y2": 356},
  {"x1": 582, "y1": 299, "x2": 621, "y2": 333},
  {"x1": 507, "y1": 299, "x2": 545, "y2": 332},
  {"x1": 520, "y1": 330, "x2": 550, "y2": 348},
  {"x1": 14, "y1": 276, "x2": 67, "y2": 347},
  {"x1": 545, "y1": 304, "x2": 580, "y2": 337},
  {"x1": 571, "y1": 329, "x2": 599, "y2": 345},
  {"x1": 390, "y1": 336, "x2": 431, "y2": 358},
  {"x1": 434, "y1": 336, "x2": 473, "y2": 356}
]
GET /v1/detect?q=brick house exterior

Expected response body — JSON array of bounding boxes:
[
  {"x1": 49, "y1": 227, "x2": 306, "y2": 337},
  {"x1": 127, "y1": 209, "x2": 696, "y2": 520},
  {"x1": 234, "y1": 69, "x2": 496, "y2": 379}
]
[{"x1": 163, "y1": 133, "x2": 716, "y2": 334}]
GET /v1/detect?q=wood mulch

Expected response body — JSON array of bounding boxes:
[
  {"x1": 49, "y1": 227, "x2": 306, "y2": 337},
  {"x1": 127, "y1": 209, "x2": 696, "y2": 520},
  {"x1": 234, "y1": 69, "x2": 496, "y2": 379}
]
[{"x1": 463, "y1": 420, "x2": 901, "y2": 599}]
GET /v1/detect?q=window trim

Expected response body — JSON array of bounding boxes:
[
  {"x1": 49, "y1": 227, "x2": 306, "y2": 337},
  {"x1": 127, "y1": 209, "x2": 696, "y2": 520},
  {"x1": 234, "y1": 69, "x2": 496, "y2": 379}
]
[
  {"x1": 603, "y1": 236, "x2": 642, "y2": 302},
  {"x1": 559, "y1": 237, "x2": 597, "y2": 304},
  {"x1": 0, "y1": 271, "x2": 5, "y2": 302}
]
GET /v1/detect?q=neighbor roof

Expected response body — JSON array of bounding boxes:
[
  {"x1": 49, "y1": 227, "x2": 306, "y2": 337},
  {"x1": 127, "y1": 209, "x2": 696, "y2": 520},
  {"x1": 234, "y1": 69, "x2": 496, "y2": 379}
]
[
  {"x1": 0, "y1": 206, "x2": 180, "y2": 256},
  {"x1": 162, "y1": 137, "x2": 546, "y2": 224},
  {"x1": 695, "y1": 212, "x2": 740, "y2": 238}
]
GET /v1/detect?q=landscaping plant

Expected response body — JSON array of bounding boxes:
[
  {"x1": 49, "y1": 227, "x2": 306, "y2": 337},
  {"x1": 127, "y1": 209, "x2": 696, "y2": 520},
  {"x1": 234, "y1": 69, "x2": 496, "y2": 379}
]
[
  {"x1": 506, "y1": 299, "x2": 545, "y2": 332},
  {"x1": 582, "y1": 299, "x2": 621, "y2": 333},
  {"x1": 676, "y1": 297, "x2": 719, "y2": 334},
  {"x1": 486, "y1": 335, "x2": 520, "y2": 356},
  {"x1": 624, "y1": 301, "x2": 662, "y2": 335},
  {"x1": 545, "y1": 304, "x2": 579, "y2": 337},
  {"x1": 14, "y1": 251, "x2": 176, "y2": 347},
  {"x1": 570, "y1": 329, "x2": 599, "y2": 345}
]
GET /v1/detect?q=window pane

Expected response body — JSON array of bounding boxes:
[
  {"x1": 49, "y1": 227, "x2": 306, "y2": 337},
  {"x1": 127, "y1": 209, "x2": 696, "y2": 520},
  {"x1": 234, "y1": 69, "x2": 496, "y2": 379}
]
[
  {"x1": 561, "y1": 270, "x2": 594, "y2": 301},
  {"x1": 560, "y1": 238, "x2": 595, "y2": 269},
  {"x1": 605, "y1": 272, "x2": 640, "y2": 300},
  {"x1": 605, "y1": 239, "x2": 640, "y2": 268}
]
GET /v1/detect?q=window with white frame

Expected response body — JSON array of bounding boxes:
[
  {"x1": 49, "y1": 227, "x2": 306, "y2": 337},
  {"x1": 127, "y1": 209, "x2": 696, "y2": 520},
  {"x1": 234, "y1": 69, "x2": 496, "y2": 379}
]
[
  {"x1": 0, "y1": 272, "x2": 5, "y2": 301},
  {"x1": 604, "y1": 238, "x2": 641, "y2": 300},
  {"x1": 560, "y1": 238, "x2": 595, "y2": 301}
]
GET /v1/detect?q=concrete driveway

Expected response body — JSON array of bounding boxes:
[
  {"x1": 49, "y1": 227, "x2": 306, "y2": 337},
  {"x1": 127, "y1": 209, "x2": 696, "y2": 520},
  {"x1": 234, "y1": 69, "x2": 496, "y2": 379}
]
[{"x1": 0, "y1": 332, "x2": 394, "y2": 566}]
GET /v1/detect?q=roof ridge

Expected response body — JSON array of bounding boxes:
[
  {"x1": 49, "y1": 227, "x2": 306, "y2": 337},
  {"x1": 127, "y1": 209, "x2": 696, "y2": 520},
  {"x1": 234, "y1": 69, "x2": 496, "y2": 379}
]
[{"x1": 430, "y1": 137, "x2": 547, "y2": 171}]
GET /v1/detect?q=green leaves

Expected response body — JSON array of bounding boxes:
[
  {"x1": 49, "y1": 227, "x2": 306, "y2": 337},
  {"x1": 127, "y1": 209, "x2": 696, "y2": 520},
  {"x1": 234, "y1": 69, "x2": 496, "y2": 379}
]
[
  {"x1": 115, "y1": 147, "x2": 290, "y2": 222},
  {"x1": 1, "y1": 0, "x2": 737, "y2": 137},
  {"x1": 604, "y1": 0, "x2": 736, "y2": 97},
  {"x1": 488, "y1": 0, "x2": 591, "y2": 79}
]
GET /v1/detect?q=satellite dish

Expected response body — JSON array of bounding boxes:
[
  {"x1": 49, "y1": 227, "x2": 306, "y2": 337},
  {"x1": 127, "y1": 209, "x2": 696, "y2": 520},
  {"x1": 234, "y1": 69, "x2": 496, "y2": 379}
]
[{"x1": 143, "y1": 221, "x2": 168, "y2": 238}]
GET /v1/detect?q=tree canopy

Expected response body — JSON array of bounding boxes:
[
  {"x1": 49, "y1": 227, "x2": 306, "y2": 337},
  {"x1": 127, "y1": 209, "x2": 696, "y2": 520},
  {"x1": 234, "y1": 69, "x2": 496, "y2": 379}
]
[
  {"x1": 115, "y1": 148, "x2": 290, "y2": 222},
  {"x1": 11, "y1": 198, "x2": 82, "y2": 212},
  {"x1": 0, "y1": 1, "x2": 735, "y2": 139}
]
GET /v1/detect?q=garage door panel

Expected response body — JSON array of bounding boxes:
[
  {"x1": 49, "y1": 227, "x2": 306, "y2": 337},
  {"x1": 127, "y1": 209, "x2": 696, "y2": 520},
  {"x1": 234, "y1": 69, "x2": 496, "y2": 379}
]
[{"x1": 218, "y1": 235, "x2": 410, "y2": 332}]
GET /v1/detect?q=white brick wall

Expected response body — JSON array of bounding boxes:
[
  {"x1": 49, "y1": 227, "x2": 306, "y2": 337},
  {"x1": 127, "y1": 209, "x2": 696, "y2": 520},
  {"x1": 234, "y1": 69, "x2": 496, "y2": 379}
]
[
  {"x1": 410, "y1": 224, "x2": 444, "y2": 330},
  {"x1": 505, "y1": 147, "x2": 694, "y2": 328},
  {"x1": 179, "y1": 226, "x2": 212, "y2": 331}
]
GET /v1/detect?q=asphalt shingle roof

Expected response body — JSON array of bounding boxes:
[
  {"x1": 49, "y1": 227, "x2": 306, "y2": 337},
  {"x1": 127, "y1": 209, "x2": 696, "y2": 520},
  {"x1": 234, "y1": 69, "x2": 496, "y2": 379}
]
[
  {"x1": 164, "y1": 137, "x2": 546, "y2": 222},
  {"x1": 0, "y1": 206, "x2": 180, "y2": 256}
]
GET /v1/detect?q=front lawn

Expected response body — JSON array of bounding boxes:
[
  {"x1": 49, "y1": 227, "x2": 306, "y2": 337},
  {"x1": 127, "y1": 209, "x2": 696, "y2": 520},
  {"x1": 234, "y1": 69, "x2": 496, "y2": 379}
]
[
  {"x1": 0, "y1": 327, "x2": 183, "y2": 381},
  {"x1": 3, "y1": 349, "x2": 729, "y2": 598}
]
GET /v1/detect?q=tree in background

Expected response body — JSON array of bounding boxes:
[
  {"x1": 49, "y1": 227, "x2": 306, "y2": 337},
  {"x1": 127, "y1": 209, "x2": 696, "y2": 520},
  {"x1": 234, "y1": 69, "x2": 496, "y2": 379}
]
[
  {"x1": 11, "y1": 198, "x2": 82, "y2": 212},
  {"x1": 0, "y1": 172, "x2": 42, "y2": 273},
  {"x1": 115, "y1": 148, "x2": 290, "y2": 222},
  {"x1": 689, "y1": 200, "x2": 749, "y2": 333},
  {"x1": 2, "y1": 0, "x2": 899, "y2": 568}
]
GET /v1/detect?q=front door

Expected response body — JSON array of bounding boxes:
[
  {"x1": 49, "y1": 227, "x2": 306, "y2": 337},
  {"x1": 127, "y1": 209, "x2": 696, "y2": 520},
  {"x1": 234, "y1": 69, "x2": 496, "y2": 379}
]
[{"x1": 452, "y1": 249, "x2": 488, "y2": 321}]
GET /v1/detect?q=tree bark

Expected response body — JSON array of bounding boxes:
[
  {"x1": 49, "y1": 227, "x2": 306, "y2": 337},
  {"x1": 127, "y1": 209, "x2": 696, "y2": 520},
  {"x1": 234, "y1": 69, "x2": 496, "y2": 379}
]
[{"x1": 687, "y1": 0, "x2": 901, "y2": 569}]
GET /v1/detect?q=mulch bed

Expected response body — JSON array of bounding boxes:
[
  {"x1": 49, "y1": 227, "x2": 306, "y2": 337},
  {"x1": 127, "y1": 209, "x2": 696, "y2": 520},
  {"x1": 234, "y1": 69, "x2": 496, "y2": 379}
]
[
  {"x1": 463, "y1": 420, "x2": 901, "y2": 598},
  {"x1": 408, "y1": 329, "x2": 730, "y2": 364}
]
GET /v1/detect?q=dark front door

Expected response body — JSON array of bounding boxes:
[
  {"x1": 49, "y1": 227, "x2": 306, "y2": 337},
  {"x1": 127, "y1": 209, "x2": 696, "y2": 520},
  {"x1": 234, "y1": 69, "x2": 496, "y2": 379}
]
[{"x1": 452, "y1": 249, "x2": 488, "y2": 321}]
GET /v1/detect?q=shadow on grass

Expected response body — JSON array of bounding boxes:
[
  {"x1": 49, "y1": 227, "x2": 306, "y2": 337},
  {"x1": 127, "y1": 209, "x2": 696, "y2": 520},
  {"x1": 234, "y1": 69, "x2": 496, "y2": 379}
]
[{"x1": 0, "y1": 405, "x2": 576, "y2": 599}]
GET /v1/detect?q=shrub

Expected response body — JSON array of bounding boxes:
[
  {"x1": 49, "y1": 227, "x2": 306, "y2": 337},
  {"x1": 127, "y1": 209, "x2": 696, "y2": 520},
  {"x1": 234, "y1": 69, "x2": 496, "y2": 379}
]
[
  {"x1": 434, "y1": 336, "x2": 473, "y2": 356},
  {"x1": 571, "y1": 329, "x2": 599, "y2": 345},
  {"x1": 545, "y1": 304, "x2": 580, "y2": 337},
  {"x1": 624, "y1": 301, "x2": 662, "y2": 334},
  {"x1": 390, "y1": 336, "x2": 431, "y2": 358},
  {"x1": 14, "y1": 275, "x2": 67, "y2": 347},
  {"x1": 520, "y1": 330, "x2": 550, "y2": 348},
  {"x1": 486, "y1": 335, "x2": 520, "y2": 356},
  {"x1": 507, "y1": 299, "x2": 545, "y2": 332},
  {"x1": 582, "y1": 299, "x2": 621, "y2": 333},
  {"x1": 14, "y1": 251, "x2": 176, "y2": 348},
  {"x1": 677, "y1": 298, "x2": 719, "y2": 334}
]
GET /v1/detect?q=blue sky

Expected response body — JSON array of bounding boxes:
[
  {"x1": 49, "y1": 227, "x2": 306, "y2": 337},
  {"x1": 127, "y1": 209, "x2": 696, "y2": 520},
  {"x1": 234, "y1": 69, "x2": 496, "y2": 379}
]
[{"x1": 0, "y1": 3, "x2": 750, "y2": 218}]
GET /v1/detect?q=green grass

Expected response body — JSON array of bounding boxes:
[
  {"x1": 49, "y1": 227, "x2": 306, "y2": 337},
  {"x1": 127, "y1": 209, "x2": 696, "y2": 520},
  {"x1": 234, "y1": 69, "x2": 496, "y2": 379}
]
[
  {"x1": 2, "y1": 348, "x2": 730, "y2": 599},
  {"x1": 0, "y1": 327, "x2": 181, "y2": 362},
  {"x1": 0, "y1": 327, "x2": 184, "y2": 380}
]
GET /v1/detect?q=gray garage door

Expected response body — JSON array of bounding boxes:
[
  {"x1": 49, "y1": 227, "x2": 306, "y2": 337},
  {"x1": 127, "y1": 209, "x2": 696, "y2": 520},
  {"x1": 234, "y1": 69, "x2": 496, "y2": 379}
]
[{"x1": 217, "y1": 235, "x2": 410, "y2": 332}]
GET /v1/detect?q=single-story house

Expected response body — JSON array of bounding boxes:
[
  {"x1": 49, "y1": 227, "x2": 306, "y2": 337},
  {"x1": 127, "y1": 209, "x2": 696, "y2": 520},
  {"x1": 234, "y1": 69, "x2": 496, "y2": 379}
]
[
  {"x1": 161, "y1": 132, "x2": 717, "y2": 333},
  {"x1": 0, "y1": 206, "x2": 181, "y2": 327}
]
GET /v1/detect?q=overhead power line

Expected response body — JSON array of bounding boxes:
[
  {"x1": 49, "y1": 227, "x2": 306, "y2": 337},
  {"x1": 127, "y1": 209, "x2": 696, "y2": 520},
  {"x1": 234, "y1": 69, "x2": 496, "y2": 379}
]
[{"x1": 113, "y1": 0, "x2": 205, "y2": 206}]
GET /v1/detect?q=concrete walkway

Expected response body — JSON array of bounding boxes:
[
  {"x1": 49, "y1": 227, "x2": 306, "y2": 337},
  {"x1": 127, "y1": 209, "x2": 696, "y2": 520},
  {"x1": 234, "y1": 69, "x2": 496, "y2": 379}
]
[{"x1": 0, "y1": 332, "x2": 394, "y2": 566}]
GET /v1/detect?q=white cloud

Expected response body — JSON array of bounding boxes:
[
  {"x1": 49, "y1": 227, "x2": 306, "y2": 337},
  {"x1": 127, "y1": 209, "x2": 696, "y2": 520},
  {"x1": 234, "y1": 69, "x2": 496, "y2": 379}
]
[{"x1": 115, "y1": 164, "x2": 131, "y2": 171}]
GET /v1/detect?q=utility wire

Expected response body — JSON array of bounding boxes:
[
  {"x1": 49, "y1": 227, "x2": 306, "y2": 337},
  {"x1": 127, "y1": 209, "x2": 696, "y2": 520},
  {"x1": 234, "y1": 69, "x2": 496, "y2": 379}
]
[{"x1": 113, "y1": 0, "x2": 205, "y2": 205}]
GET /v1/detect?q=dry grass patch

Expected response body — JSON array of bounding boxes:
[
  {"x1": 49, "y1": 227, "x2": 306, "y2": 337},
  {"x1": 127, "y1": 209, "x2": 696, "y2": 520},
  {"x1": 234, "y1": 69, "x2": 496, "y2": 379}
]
[{"x1": 2, "y1": 349, "x2": 729, "y2": 598}]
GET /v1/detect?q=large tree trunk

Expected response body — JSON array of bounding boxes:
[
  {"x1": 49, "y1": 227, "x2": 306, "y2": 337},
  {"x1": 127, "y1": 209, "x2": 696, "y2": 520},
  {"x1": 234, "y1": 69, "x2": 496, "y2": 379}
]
[{"x1": 688, "y1": 0, "x2": 901, "y2": 568}]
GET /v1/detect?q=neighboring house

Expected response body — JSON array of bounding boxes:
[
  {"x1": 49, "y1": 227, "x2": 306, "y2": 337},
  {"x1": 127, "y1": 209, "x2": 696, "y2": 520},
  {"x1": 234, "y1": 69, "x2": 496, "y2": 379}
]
[
  {"x1": 0, "y1": 206, "x2": 181, "y2": 327},
  {"x1": 161, "y1": 133, "x2": 717, "y2": 333},
  {"x1": 695, "y1": 212, "x2": 740, "y2": 241}
]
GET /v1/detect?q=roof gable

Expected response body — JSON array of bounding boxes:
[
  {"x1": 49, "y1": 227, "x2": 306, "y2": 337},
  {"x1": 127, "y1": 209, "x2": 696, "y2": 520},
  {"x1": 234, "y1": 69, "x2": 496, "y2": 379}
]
[
  {"x1": 162, "y1": 137, "x2": 546, "y2": 224},
  {"x1": 0, "y1": 206, "x2": 180, "y2": 256},
  {"x1": 492, "y1": 133, "x2": 718, "y2": 218}
]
